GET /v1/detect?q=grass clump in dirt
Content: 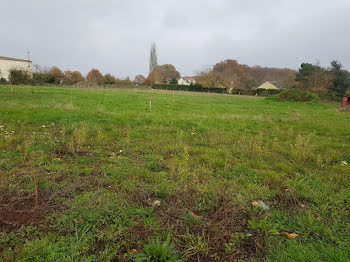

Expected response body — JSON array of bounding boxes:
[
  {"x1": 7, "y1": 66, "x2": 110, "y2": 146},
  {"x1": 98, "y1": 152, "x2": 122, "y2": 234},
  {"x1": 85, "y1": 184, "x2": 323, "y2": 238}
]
[{"x1": 135, "y1": 235, "x2": 184, "y2": 262}]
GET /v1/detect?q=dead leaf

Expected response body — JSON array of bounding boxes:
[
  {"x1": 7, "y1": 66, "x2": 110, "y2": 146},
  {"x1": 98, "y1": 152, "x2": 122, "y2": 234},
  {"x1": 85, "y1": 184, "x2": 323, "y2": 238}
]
[
  {"x1": 130, "y1": 249, "x2": 138, "y2": 256},
  {"x1": 256, "y1": 242, "x2": 265, "y2": 251},
  {"x1": 189, "y1": 211, "x2": 199, "y2": 218},
  {"x1": 78, "y1": 215, "x2": 83, "y2": 223},
  {"x1": 280, "y1": 232, "x2": 299, "y2": 239},
  {"x1": 299, "y1": 203, "x2": 308, "y2": 209}
]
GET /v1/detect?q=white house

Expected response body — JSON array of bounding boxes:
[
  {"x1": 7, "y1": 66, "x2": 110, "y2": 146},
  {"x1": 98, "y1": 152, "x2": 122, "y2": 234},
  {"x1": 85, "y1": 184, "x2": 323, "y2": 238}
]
[
  {"x1": 0, "y1": 56, "x2": 32, "y2": 81},
  {"x1": 178, "y1": 77, "x2": 196, "y2": 85},
  {"x1": 256, "y1": 81, "x2": 281, "y2": 90}
]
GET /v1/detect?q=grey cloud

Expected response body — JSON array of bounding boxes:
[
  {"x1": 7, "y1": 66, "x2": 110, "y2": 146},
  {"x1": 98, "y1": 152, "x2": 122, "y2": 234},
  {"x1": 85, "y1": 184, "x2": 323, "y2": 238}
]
[{"x1": 0, "y1": 0, "x2": 349, "y2": 78}]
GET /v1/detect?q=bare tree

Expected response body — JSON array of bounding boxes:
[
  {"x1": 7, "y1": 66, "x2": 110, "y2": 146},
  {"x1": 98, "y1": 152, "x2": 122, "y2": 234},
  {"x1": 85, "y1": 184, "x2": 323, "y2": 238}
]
[{"x1": 149, "y1": 42, "x2": 158, "y2": 74}]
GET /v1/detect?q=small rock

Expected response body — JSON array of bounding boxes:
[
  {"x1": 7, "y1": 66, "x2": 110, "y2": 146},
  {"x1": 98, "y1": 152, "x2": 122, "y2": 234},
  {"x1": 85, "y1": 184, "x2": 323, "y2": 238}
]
[
  {"x1": 251, "y1": 201, "x2": 259, "y2": 207},
  {"x1": 152, "y1": 200, "x2": 161, "y2": 207},
  {"x1": 258, "y1": 201, "x2": 270, "y2": 210},
  {"x1": 341, "y1": 161, "x2": 348, "y2": 166}
]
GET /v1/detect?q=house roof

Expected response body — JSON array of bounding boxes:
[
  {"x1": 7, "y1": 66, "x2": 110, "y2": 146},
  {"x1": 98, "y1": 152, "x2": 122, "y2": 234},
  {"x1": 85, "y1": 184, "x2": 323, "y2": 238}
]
[
  {"x1": 180, "y1": 77, "x2": 196, "y2": 82},
  {"x1": 256, "y1": 81, "x2": 282, "y2": 89},
  {"x1": 0, "y1": 56, "x2": 31, "y2": 62}
]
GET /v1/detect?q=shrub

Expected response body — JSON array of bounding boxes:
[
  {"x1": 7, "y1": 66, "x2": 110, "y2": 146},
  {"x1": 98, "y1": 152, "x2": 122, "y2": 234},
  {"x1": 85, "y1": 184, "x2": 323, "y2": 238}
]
[
  {"x1": 9, "y1": 69, "x2": 31, "y2": 85},
  {"x1": 269, "y1": 89, "x2": 319, "y2": 102},
  {"x1": 103, "y1": 74, "x2": 116, "y2": 85},
  {"x1": 230, "y1": 88, "x2": 253, "y2": 95},
  {"x1": 254, "y1": 88, "x2": 282, "y2": 96},
  {"x1": 170, "y1": 77, "x2": 178, "y2": 84},
  {"x1": 114, "y1": 78, "x2": 134, "y2": 88},
  {"x1": 0, "y1": 78, "x2": 7, "y2": 84},
  {"x1": 31, "y1": 72, "x2": 56, "y2": 85}
]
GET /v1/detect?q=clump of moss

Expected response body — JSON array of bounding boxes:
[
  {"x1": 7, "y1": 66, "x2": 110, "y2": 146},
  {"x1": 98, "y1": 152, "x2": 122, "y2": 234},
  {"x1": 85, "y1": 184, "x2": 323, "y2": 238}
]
[{"x1": 268, "y1": 89, "x2": 319, "y2": 102}]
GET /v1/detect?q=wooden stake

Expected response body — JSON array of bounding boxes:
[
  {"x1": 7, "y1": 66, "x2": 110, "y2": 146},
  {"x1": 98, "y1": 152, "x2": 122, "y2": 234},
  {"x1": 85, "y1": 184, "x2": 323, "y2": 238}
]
[{"x1": 28, "y1": 158, "x2": 38, "y2": 208}]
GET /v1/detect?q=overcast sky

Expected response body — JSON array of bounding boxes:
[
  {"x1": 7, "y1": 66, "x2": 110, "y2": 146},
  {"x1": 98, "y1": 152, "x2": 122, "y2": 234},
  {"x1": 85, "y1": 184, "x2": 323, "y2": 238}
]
[{"x1": 1, "y1": 0, "x2": 349, "y2": 78}]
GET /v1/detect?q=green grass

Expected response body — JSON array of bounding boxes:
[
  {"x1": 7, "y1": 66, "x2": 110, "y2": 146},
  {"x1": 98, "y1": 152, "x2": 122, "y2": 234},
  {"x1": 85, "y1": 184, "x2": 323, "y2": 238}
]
[{"x1": 0, "y1": 85, "x2": 349, "y2": 261}]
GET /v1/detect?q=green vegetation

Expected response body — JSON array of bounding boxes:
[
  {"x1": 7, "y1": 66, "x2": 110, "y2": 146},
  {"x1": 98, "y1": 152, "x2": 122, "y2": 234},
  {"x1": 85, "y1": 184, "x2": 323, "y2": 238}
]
[
  {"x1": 269, "y1": 89, "x2": 319, "y2": 102},
  {"x1": 0, "y1": 85, "x2": 349, "y2": 261},
  {"x1": 135, "y1": 236, "x2": 184, "y2": 262}
]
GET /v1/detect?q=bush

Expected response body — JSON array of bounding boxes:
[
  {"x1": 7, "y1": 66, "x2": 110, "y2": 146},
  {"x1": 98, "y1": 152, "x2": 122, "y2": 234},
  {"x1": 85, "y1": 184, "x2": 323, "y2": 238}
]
[
  {"x1": 254, "y1": 88, "x2": 282, "y2": 96},
  {"x1": 0, "y1": 78, "x2": 7, "y2": 84},
  {"x1": 31, "y1": 72, "x2": 56, "y2": 85},
  {"x1": 230, "y1": 88, "x2": 282, "y2": 96},
  {"x1": 9, "y1": 69, "x2": 31, "y2": 85},
  {"x1": 269, "y1": 89, "x2": 319, "y2": 102},
  {"x1": 317, "y1": 92, "x2": 343, "y2": 102},
  {"x1": 230, "y1": 88, "x2": 253, "y2": 95}
]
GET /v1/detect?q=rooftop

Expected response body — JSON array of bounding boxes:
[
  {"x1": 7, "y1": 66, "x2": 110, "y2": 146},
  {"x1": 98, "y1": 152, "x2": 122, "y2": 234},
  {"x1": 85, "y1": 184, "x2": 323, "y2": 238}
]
[{"x1": 0, "y1": 56, "x2": 31, "y2": 62}]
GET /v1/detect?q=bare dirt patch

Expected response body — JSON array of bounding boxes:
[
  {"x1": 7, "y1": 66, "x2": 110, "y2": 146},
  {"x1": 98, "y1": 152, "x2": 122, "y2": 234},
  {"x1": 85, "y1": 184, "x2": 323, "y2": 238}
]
[
  {"x1": 0, "y1": 192, "x2": 55, "y2": 231},
  {"x1": 273, "y1": 190, "x2": 311, "y2": 210},
  {"x1": 152, "y1": 187, "x2": 266, "y2": 261}
]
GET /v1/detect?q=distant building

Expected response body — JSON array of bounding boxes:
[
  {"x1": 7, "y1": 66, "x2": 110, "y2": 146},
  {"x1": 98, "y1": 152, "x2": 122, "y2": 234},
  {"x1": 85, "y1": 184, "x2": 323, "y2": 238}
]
[
  {"x1": 0, "y1": 56, "x2": 32, "y2": 81},
  {"x1": 178, "y1": 77, "x2": 196, "y2": 85},
  {"x1": 256, "y1": 81, "x2": 281, "y2": 90}
]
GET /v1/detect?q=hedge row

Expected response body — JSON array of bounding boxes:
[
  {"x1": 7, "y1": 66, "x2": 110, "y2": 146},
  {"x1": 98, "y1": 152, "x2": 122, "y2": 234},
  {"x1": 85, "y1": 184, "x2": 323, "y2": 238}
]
[
  {"x1": 231, "y1": 88, "x2": 282, "y2": 96},
  {"x1": 152, "y1": 84, "x2": 283, "y2": 96},
  {"x1": 152, "y1": 84, "x2": 226, "y2": 93}
]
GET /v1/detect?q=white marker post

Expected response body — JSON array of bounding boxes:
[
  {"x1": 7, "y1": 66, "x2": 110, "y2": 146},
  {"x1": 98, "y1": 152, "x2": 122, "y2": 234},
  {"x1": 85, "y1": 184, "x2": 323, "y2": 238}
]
[{"x1": 149, "y1": 87, "x2": 152, "y2": 109}]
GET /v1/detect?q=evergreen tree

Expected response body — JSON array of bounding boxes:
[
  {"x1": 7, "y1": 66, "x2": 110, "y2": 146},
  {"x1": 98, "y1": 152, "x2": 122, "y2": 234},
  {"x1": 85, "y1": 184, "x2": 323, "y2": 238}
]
[
  {"x1": 295, "y1": 63, "x2": 315, "y2": 88},
  {"x1": 328, "y1": 60, "x2": 350, "y2": 95},
  {"x1": 170, "y1": 77, "x2": 177, "y2": 84}
]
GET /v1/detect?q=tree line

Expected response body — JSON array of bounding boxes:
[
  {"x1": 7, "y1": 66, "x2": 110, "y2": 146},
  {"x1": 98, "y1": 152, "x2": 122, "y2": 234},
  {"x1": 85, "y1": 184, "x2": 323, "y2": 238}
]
[
  {"x1": 5, "y1": 66, "x2": 133, "y2": 87},
  {"x1": 196, "y1": 59, "x2": 350, "y2": 96}
]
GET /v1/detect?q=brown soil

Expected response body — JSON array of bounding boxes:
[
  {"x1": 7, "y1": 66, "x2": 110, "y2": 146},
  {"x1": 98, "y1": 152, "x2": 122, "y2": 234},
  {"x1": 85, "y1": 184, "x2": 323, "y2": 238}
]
[
  {"x1": 273, "y1": 190, "x2": 310, "y2": 209},
  {"x1": 0, "y1": 192, "x2": 55, "y2": 231}
]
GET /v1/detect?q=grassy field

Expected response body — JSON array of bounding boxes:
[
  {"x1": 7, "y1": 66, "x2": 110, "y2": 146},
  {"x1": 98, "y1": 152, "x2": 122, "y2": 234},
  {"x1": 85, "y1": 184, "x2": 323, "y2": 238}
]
[{"x1": 0, "y1": 85, "x2": 349, "y2": 261}]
